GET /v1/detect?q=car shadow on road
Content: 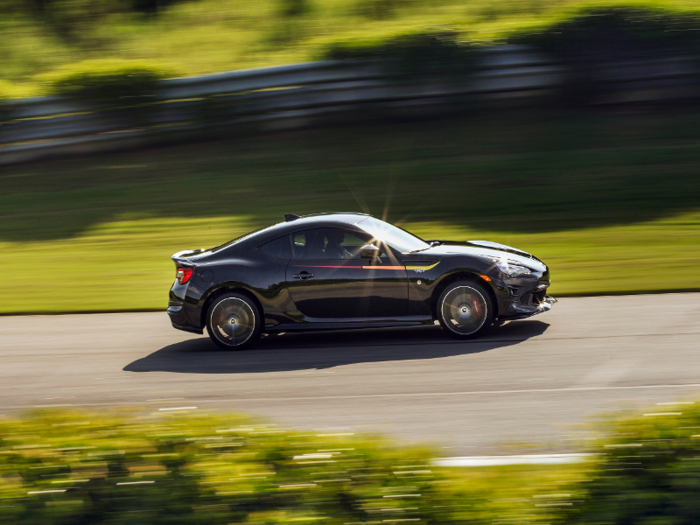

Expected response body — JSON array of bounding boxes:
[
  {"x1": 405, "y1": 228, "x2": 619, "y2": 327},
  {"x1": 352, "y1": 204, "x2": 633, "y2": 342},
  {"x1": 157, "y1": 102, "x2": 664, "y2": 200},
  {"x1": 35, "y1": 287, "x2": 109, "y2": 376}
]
[{"x1": 123, "y1": 320, "x2": 550, "y2": 374}]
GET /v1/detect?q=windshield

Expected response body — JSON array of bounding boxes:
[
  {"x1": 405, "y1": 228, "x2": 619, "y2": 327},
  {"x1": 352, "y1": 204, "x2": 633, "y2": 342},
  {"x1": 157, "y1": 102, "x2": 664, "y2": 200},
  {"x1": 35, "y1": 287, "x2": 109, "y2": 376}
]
[{"x1": 357, "y1": 217, "x2": 429, "y2": 253}]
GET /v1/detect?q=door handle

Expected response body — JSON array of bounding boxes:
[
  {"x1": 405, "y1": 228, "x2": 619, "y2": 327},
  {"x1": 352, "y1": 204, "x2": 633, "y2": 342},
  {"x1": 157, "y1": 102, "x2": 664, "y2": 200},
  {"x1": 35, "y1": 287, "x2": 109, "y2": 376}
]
[{"x1": 293, "y1": 271, "x2": 314, "y2": 281}]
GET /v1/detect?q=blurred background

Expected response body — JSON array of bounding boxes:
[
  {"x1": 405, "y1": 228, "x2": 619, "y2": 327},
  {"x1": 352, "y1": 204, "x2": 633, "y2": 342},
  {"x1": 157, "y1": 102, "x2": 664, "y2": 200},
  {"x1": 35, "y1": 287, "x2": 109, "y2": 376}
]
[
  {"x1": 1, "y1": 0, "x2": 700, "y2": 313},
  {"x1": 2, "y1": 3, "x2": 700, "y2": 522}
]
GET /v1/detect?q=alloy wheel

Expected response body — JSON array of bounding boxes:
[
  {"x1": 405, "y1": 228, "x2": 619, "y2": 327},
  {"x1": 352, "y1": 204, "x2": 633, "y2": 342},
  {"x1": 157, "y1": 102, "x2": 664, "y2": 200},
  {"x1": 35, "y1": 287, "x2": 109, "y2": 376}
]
[
  {"x1": 440, "y1": 285, "x2": 488, "y2": 336},
  {"x1": 209, "y1": 297, "x2": 257, "y2": 347}
]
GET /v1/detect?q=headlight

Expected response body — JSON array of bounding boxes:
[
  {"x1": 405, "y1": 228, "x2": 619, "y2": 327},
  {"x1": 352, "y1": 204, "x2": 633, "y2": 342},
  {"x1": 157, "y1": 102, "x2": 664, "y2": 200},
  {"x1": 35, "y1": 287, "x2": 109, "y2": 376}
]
[{"x1": 496, "y1": 261, "x2": 531, "y2": 277}]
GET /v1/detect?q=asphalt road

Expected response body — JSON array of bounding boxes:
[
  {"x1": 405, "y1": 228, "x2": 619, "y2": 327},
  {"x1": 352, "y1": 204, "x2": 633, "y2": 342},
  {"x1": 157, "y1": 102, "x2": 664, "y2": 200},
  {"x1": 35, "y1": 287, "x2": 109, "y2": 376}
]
[{"x1": 1, "y1": 293, "x2": 699, "y2": 455}]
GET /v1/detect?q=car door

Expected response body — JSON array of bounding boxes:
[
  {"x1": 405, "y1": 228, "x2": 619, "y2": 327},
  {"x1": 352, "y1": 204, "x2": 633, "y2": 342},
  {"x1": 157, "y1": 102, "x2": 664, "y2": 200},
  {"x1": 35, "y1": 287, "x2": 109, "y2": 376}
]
[{"x1": 285, "y1": 227, "x2": 408, "y2": 319}]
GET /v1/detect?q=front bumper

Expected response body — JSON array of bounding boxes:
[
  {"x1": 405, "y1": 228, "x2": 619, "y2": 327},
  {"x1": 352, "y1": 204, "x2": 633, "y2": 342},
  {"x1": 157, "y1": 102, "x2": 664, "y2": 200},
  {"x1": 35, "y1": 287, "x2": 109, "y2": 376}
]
[{"x1": 503, "y1": 293, "x2": 557, "y2": 320}]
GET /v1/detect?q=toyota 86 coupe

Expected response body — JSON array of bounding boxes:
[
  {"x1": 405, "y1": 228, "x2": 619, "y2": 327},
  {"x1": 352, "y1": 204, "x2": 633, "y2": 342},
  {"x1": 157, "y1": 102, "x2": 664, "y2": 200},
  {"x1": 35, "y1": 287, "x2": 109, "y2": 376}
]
[{"x1": 168, "y1": 212, "x2": 556, "y2": 349}]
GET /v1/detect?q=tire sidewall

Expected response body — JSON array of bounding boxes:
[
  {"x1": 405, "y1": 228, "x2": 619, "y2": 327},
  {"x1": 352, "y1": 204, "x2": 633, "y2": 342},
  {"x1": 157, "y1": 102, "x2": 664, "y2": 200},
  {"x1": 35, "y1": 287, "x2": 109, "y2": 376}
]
[
  {"x1": 437, "y1": 280, "x2": 494, "y2": 339},
  {"x1": 206, "y1": 292, "x2": 262, "y2": 350}
]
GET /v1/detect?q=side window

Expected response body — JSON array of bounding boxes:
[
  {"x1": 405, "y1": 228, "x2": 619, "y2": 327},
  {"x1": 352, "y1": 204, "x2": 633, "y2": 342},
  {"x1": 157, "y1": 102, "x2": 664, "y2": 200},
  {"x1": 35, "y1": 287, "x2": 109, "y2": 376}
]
[
  {"x1": 292, "y1": 230, "x2": 325, "y2": 259},
  {"x1": 292, "y1": 228, "x2": 387, "y2": 259},
  {"x1": 258, "y1": 235, "x2": 292, "y2": 260}
]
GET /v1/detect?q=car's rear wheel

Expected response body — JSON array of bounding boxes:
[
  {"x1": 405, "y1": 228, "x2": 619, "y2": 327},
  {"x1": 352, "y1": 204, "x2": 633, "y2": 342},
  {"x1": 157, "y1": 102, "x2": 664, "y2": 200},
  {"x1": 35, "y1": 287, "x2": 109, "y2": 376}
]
[
  {"x1": 437, "y1": 280, "x2": 494, "y2": 339},
  {"x1": 206, "y1": 292, "x2": 261, "y2": 350}
]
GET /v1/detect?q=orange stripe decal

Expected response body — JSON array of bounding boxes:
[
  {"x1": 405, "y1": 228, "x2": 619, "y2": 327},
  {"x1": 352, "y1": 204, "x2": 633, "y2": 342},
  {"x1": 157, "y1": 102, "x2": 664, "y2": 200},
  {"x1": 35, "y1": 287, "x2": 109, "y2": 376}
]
[
  {"x1": 291, "y1": 264, "x2": 407, "y2": 270},
  {"x1": 292, "y1": 265, "x2": 363, "y2": 269}
]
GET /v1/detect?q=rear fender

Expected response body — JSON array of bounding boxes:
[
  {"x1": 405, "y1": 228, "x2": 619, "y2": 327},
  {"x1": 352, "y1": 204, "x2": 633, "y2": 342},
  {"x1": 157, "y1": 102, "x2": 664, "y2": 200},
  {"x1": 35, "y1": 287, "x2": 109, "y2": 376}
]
[{"x1": 199, "y1": 283, "x2": 264, "y2": 329}]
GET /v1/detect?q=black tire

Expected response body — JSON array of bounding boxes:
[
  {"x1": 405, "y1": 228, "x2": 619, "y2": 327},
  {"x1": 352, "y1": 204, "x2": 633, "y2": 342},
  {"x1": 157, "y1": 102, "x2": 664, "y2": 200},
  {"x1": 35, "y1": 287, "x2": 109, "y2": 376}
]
[
  {"x1": 437, "y1": 280, "x2": 494, "y2": 339},
  {"x1": 206, "y1": 292, "x2": 262, "y2": 350}
]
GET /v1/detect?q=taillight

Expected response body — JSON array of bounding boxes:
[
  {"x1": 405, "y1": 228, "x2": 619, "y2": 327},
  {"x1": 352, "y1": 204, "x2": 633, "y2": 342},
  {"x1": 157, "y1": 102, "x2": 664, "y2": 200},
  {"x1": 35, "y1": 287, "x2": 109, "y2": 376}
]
[{"x1": 176, "y1": 267, "x2": 193, "y2": 285}]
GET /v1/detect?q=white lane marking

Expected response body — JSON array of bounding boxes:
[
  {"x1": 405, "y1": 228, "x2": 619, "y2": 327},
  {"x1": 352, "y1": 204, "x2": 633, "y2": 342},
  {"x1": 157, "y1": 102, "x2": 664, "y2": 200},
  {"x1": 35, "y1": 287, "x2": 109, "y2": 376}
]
[
  {"x1": 434, "y1": 453, "x2": 593, "y2": 467},
  {"x1": 158, "y1": 406, "x2": 197, "y2": 411},
  {"x1": 176, "y1": 382, "x2": 700, "y2": 403}
]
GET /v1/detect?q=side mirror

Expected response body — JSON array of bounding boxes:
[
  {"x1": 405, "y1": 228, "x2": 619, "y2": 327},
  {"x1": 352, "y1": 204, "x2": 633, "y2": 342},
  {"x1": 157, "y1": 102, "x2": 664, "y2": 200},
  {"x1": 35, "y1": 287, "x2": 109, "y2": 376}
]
[{"x1": 359, "y1": 244, "x2": 380, "y2": 259}]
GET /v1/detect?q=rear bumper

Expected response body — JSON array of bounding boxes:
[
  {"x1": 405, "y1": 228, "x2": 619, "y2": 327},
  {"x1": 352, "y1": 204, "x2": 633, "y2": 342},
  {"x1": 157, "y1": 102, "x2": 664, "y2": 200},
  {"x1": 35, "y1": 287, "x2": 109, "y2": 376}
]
[
  {"x1": 171, "y1": 320, "x2": 204, "y2": 334},
  {"x1": 167, "y1": 303, "x2": 204, "y2": 334}
]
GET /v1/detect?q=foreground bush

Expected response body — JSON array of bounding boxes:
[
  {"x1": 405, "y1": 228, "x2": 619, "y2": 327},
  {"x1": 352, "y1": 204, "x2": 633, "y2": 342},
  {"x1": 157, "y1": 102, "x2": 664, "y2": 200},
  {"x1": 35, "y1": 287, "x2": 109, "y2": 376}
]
[
  {"x1": 0, "y1": 408, "x2": 550, "y2": 524},
  {"x1": 4, "y1": 402, "x2": 700, "y2": 524},
  {"x1": 551, "y1": 402, "x2": 700, "y2": 525},
  {"x1": 40, "y1": 60, "x2": 177, "y2": 106}
]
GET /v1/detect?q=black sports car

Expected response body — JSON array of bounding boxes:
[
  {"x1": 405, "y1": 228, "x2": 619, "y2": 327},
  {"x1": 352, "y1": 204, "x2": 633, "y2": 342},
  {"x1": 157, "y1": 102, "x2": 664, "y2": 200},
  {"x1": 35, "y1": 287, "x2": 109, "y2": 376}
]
[{"x1": 168, "y1": 213, "x2": 556, "y2": 349}]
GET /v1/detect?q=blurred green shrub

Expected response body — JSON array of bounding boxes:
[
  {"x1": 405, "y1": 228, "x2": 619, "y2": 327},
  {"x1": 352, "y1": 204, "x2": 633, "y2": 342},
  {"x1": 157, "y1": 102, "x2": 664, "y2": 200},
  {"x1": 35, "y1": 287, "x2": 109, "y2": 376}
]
[
  {"x1": 40, "y1": 59, "x2": 177, "y2": 106},
  {"x1": 551, "y1": 402, "x2": 700, "y2": 525},
  {"x1": 0, "y1": 408, "x2": 532, "y2": 524},
  {"x1": 355, "y1": 0, "x2": 411, "y2": 20},
  {"x1": 470, "y1": 0, "x2": 548, "y2": 22},
  {"x1": 323, "y1": 5, "x2": 700, "y2": 100},
  {"x1": 323, "y1": 31, "x2": 477, "y2": 80},
  {"x1": 510, "y1": 5, "x2": 700, "y2": 56},
  {"x1": 279, "y1": 0, "x2": 310, "y2": 17},
  {"x1": 508, "y1": 5, "x2": 700, "y2": 104}
]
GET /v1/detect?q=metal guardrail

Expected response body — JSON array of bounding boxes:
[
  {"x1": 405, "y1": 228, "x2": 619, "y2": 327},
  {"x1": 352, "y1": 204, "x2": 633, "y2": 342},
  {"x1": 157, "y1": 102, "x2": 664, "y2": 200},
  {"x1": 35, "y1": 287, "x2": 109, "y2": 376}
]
[{"x1": 0, "y1": 45, "x2": 697, "y2": 165}]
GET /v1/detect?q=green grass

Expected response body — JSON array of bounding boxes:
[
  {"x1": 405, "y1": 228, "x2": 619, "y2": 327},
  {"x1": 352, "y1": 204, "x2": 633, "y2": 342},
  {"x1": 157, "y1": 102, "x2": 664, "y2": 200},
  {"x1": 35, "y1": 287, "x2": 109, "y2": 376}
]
[
  {"x1": 1, "y1": 109, "x2": 699, "y2": 314},
  {"x1": 2, "y1": 0, "x2": 700, "y2": 95}
]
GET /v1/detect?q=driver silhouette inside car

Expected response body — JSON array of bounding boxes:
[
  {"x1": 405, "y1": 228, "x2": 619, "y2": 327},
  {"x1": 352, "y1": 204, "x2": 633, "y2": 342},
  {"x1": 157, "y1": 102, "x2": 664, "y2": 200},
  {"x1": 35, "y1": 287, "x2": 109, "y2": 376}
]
[{"x1": 323, "y1": 229, "x2": 353, "y2": 259}]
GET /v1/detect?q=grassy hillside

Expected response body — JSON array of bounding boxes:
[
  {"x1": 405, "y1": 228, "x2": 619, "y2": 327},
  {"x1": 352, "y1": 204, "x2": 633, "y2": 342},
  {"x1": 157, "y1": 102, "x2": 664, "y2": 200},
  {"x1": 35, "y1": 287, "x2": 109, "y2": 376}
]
[
  {"x1": 2, "y1": 109, "x2": 699, "y2": 313},
  {"x1": 2, "y1": 0, "x2": 700, "y2": 97}
]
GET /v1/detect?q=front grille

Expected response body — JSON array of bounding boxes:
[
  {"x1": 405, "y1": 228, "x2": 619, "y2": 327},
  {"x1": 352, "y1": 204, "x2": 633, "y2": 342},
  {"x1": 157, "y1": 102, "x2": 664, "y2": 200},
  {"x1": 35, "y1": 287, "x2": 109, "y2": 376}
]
[{"x1": 530, "y1": 290, "x2": 547, "y2": 306}]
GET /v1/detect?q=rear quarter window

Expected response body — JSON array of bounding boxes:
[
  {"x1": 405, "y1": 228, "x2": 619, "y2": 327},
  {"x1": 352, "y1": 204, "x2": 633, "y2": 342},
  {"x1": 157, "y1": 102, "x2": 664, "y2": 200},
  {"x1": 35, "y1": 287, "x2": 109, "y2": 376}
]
[{"x1": 258, "y1": 235, "x2": 292, "y2": 260}]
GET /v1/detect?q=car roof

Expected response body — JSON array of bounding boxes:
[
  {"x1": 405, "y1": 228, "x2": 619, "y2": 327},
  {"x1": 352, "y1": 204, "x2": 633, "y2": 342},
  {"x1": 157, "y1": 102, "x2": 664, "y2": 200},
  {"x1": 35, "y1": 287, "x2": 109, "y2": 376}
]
[
  {"x1": 285, "y1": 212, "x2": 370, "y2": 226},
  {"x1": 226, "y1": 212, "x2": 373, "y2": 249}
]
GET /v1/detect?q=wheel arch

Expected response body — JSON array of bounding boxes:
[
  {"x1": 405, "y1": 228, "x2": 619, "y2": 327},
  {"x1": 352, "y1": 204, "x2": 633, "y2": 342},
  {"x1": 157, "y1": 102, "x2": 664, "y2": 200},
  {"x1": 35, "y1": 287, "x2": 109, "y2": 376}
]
[
  {"x1": 200, "y1": 283, "x2": 264, "y2": 329},
  {"x1": 431, "y1": 271, "x2": 497, "y2": 320}
]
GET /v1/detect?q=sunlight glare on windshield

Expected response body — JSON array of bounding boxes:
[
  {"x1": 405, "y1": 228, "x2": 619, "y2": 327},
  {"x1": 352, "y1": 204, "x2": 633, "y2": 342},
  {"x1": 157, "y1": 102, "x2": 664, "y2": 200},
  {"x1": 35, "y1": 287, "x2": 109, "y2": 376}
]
[{"x1": 358, "y1": 217, "x2": 429, "y2": 253}]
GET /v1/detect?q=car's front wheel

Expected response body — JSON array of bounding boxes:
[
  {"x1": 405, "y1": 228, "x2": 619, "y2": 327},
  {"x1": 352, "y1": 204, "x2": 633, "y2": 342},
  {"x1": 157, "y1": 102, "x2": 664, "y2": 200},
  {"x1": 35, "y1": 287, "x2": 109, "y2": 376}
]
[
  {"x1": 437, "y1": 280, "x2": 494, "y2": 339},
  {"x1": 206, "y1": 292, "x2": 261, "y2": 350}
]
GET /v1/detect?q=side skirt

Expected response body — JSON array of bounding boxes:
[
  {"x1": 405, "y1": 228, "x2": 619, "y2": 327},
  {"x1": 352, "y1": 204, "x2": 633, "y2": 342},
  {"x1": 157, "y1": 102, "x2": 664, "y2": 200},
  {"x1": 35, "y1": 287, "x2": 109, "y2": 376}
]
[{"x1": 265, "y1": 316, "x2": 434, "y2": 333}]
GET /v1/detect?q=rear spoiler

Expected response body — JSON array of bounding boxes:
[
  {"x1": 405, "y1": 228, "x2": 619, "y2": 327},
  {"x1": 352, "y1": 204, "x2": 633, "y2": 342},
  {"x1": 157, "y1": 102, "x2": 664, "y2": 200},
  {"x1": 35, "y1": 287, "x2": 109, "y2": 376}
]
[{"x1": 171, "y1": 249, "x2": 204, "y2": 267}]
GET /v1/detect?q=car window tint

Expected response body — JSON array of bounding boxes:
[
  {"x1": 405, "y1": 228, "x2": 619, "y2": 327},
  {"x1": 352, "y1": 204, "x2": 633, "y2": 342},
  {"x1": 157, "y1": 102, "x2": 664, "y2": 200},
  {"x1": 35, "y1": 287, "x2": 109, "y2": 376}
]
[
  {"x1": 259, "y1": 235, "x2": 292, "y2": 260},
  {"x1": 292, "y1": 228, "x2": 385, "y2": 260}
]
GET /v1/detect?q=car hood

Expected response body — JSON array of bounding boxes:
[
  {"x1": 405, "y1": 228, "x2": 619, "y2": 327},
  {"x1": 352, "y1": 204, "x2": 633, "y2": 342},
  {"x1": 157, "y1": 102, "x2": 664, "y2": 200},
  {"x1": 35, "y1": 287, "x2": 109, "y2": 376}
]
[{"x1": 419, "y1": 240, "x2": 546, "y2": 271}]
